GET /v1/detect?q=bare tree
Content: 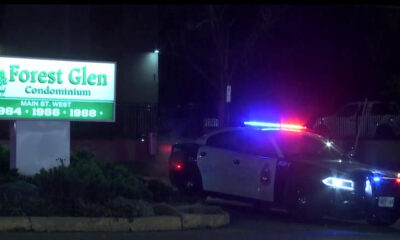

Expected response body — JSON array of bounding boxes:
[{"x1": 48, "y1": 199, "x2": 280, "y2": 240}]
[{"x1": 160, "y1": 5, "x2": 284, "y2": 127}]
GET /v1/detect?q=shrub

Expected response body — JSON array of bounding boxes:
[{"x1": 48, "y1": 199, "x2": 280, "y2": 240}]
[
  {"x1": 0, "y1": 144, "x2": 10, "y2": 174},
  {"x1": 32, "y1": 148, "x2": 154, "y2": 205},
  {"x1": 33, "y1": 161, "x2": 109, "y2": 203},
  {"x1": 0, "y1": 147, "x2": 189, "y2": 217},
  {"x1": 0, "y1": 180, "x2": 59, "y2": 216},
  {"x1": 146, "y1": 179, "x2": 176, "y2": 202}
]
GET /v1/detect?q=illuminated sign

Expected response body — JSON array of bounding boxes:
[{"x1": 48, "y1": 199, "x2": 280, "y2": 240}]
[{"x1": 0, "y1": 56, "x2": 116, "y2": 121}]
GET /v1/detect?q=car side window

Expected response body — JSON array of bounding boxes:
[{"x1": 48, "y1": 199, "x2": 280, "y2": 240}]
[
  {"x1": 336, "y1": 104, "x2": 359, "y2": 117},
  {"x1": 274, "y1": 133, "x2": 342, "y2": 159},
  {"x1": 206, "y1": 130, "x2": 241, "y2": 152},
  {"x1": 236, "y1": 130, "x2": 277, "y2": 157}
]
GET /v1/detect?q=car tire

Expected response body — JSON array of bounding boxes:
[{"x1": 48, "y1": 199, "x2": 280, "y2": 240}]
[
  {"x1": 178, "y1": 169, "x2": 205, "y2": 202},
  {"x1": 284, "y1": 180, "x2": 324, "y2": 223},
  {"x1": 367, "y1": 211, "x2": 398, "y2": 226}
]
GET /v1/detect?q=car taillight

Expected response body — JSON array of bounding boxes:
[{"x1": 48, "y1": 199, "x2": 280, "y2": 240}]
[
  {"x1": 172, "y1": 162, "x2": 183, "y2": 171},
  {"x1": 395, "y1": 178, "x2": 400, "y2": 184}
]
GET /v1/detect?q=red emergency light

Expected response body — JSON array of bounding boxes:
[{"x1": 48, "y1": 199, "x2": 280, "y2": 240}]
[
  {"x1": 244, "y1": 121, "x2": 306, "y2": 131},
  {"x1": 395, "y1": 178, "x2": 400, "y2": 184}
]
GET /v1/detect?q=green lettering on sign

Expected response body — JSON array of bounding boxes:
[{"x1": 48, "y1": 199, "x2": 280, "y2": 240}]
[{"x1": 69, "y1": 68, "x2": 80, "y2": 85}]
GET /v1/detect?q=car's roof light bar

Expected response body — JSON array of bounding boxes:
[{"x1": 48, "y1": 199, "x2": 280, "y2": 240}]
[{"x1": 244, "y1": 121, "x2": 306, "y2": 131}]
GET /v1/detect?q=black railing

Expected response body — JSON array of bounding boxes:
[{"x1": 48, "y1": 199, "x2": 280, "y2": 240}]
[
  {"x1": 314, "y1": 114, "x2": 400, "y2": 139},
  {"x1": 0, "y1": 103, "x2": 207, "y2": 140},
  {"x1": 71, "y1": 103, "x2": 158, "y2": 139}
]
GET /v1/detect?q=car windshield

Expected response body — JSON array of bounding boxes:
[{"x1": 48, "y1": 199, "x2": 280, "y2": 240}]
[{"x1": 274, "y1": 132, "x2": 343, "y2": 160}]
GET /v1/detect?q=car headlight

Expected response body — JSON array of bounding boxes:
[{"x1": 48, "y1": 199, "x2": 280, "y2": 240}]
[
  {"x1": 365, "y1": 179, "x2": 372, "y2": 195},
  {"x1": 322, "y1": 177, "x2": 354, "y2": 191}
]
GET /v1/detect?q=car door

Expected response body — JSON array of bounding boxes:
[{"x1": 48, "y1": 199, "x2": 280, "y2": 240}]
[
  {"x1": 197, "y1": 130, "x2": 242, "y2": 195},
  {"x1": 230, "y1": 130, "x2": 279, "y2": 202}
]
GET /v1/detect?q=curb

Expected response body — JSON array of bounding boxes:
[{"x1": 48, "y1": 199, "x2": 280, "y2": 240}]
[
  {"x1": 30, "y1": 216, "x2": 182, "y2": 232},
  {"x1": 0, "y1": 217, "x2": 31, "y2": 231},
  {"x1": 176, "y1": 205, "x2": 230, "y2": 229},
  {"x1": 181, "y1": 213, "x2": 230, "y2": 229},
  {"x1": 0, "y1": 206, "x2": 229, "y2": 232}
]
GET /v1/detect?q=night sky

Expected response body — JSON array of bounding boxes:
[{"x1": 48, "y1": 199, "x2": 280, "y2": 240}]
[
  {"x1": 1, "y1": 5, "x2": 400, "y2": 130},
  {"x1": 159, "y1": 5, "x2": 400, "y2": 126}
]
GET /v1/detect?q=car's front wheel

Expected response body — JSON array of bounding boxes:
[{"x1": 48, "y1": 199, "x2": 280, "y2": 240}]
[
  {"x1": 367, "y1": 218, "x2": 397, "y2": 226},
  {"x1": 176, "y1": 169, "x2": 206, "y2": 202},
  {"x1": 367, "y1": 213, "x2": 398, "y2": 226},
  {"x1": 284, "y1": 180, "x2": 325, "y2": 222}
]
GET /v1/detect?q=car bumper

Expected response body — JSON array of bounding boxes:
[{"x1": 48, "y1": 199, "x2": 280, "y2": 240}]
[
  {"x1": 326, "y1": 187, "x2": 400, "y2": 221},
  {"x1": 169, "y1": 169, "x2": 184, "y2": 187}
]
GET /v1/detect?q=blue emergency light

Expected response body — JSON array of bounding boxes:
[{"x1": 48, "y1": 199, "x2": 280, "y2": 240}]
[{"x1": 243, "y1": 121, "x2": 306, "y2": 131}]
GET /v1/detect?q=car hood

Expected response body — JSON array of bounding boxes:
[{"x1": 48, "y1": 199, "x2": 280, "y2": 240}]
[{"x1": 320, "y1": 159, "x2": 399, "y2": 178}]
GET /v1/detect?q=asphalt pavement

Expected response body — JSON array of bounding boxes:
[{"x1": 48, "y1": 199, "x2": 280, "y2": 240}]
[{"x1": 1, "y1": 197, "x2": 400, "y2": 240}]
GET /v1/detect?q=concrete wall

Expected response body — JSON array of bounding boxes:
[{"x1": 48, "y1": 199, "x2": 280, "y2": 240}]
[{"x1": 119, "y1": 53, "x2": 159, "y2": 103}]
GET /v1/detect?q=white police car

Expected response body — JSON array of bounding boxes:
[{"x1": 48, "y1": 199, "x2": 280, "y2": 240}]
[{"x1": 169, "y1": 121, "x2": 400, "y2": 225}]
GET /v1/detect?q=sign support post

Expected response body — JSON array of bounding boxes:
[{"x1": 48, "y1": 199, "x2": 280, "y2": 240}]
[{"x1": 10, "y1": 120, "x2": 70, "y2": 175}]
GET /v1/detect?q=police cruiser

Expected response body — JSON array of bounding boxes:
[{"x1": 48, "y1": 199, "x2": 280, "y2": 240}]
[{"x1": 169, "y1": 121, "x2": 400, "y2": 225}]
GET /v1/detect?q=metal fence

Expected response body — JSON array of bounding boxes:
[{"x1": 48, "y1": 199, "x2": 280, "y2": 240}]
[
  {"x1": 316, "y1": 114, "x2": 400, "y2": 139},
  {"x1": 0, "y1": 103, "x2": 207, "y2": 140},
  {"x1": 71, "y1": 103, "x2": 158, "y2": 139}
]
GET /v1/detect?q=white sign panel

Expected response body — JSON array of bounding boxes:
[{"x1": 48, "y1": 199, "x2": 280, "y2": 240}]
[{"x1": 0, "y1": 56, "x2": 116, "y2": 121}]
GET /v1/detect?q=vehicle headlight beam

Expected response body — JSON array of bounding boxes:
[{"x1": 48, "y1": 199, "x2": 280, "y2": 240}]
[{"x1": 322, "y1": 177, "x2": 354, "y2": 191}]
